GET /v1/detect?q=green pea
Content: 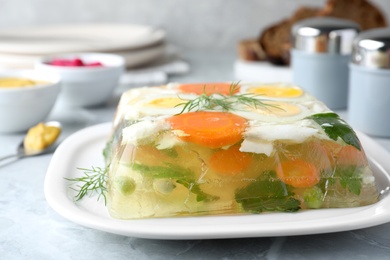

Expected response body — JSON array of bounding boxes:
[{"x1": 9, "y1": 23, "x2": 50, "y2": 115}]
[
  {"x1": 116, "y1": 176, "x2": 136, "y2": 196},
  {"x1": 303, "y1": 186, "x2": 324, "y2": 209}
]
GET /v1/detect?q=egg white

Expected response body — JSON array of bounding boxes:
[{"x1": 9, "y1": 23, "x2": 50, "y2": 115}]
[
  {"x1": 240, "y1": 119, "x2": 326, "y2": 156},
  {"x1": 122, "y1": 118, "x2": 171, "y2": 146},
  {"x1": 115, "y1": 86, "x2": 178, "y2": 125},
  {"x1": 123, "y1": 93, "x2": 198, "y2": 120},
  {"x1": 232, "y1": 101, "x2": 310, "y2": 123}
]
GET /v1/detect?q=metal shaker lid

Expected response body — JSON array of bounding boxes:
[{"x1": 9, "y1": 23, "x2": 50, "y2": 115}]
[
  {"x1": 351, "y1": 28, "x2": 390, "y2": 69},
  {"x1": 292, "y1": 17, "x2": 360, "y2": 54}
]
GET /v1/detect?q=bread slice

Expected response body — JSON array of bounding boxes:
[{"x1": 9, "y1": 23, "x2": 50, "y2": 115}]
[{"x1": 258, "y1": 0, "x2": 387, "y2": 65}]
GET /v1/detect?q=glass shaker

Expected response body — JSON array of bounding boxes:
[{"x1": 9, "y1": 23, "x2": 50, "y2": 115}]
[
  {"x1": 348, "y1": 28, "x2": 390, "y2": 137},
  {"x1": 291, "y1": 17, "x2": 360, "y2": 109}
]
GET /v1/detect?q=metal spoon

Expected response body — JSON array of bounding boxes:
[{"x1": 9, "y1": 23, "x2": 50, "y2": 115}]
[{"x1": 0, "y1": 121, "x2": 62, "y2": 162}]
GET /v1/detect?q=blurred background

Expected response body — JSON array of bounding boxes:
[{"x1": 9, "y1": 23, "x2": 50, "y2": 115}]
[{"x1": 1, "y1": 0, "x2": 389, "y2": 52}]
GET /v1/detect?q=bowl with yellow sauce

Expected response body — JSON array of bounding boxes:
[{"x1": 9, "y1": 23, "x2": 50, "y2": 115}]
[
  {"x1": 0, "y1": 69, "x2": 61, "y2": 133},
  {"x1": 35, "y1": 53, "x2": 125, "y2": 107}
]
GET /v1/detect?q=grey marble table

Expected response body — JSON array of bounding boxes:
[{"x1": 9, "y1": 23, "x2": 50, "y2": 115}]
[{"x1": 1, "y1": 51, "x2": 390, "y2": 260}]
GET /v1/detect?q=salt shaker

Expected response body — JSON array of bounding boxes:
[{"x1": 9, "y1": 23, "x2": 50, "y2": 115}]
[
  {"x1": 348, "y1": 28, "x2": 390, "y2": 137},
  {"x1": 291, "y1": 17, "x2": 360, "y2": 109}
]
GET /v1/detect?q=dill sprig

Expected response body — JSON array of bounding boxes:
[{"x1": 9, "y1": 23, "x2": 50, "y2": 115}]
[
  {"x1": 65, "y1": 166, "x2": 108, "y2": 205},
  {"x1": 176, "y1": 82, "x2": 282, "y2": 114}
]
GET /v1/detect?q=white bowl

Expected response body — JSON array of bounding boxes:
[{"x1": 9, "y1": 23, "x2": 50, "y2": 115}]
[
  {"x1": 0, "y1": 69, "x2": 61, "y2": 133},
  {"x1": 35, "y1": 53, "x2": 125, "y2": 107}
]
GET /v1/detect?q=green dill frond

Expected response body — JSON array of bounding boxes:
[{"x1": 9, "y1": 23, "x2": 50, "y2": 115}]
[
  {"x1": 175, "y1": 82, "x2": 284, "y2": 114},
  {"x1": 65, "y1": 166, "x2": 108, "y2": 205}
]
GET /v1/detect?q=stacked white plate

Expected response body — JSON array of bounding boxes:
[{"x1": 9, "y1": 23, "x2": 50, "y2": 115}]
[{"x1": 0, "y1": 23, "x2": 166, "y2": 69}]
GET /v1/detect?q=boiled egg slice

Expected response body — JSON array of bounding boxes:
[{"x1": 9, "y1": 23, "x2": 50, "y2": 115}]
[
  {"x1": 240, "y1": 119, "x2": 324, "y2": 156},
  {"x1": 123, "y1": 94, "x2": 197, "y2": 120},
  {"x1": 239, "y1": 83, "x2": 307, "y2": 101},
  {"x1": 232, "y1": 100, "x2": 310, "y2": 122}
]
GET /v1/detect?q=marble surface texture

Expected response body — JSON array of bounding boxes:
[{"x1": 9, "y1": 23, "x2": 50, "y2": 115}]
[
  {"x1": 1, "y1": 1, "x2": 390, "y2": 258},
  {"x1": 1, "y1": 51, "x2": 390, "y2": 259}
]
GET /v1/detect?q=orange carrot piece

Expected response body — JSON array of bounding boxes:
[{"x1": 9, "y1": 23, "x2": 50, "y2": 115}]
[
  {"x1": 336, "y1": 145, "x2": 367, "y2": 166},
  {"x1": 167, "y1": 111, "x2": 247, "y2": 148},
  {"x1": 316, "y1": 141, "x2": 366, "y2": 166},
  {"x1": 276, "y1": 159, "x2": 320, "y2": 188},
  {"x1": 179, "y1": 82, "x2": 240, "y2": 95},
  {"x1": 209, "y1": 145, "x2": 252, "y2": 175}
]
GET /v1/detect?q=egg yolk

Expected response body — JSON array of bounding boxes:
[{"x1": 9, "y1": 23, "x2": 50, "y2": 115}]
[
  {"x1": 247, "y1": 85, "x2": 303, "y2": 98},
  {"x1": 145, "y1": 97, "x2": 183, "y2": 108},
  {"x1": 254, "y1": 101, "x2": 302, "y2": 117}
]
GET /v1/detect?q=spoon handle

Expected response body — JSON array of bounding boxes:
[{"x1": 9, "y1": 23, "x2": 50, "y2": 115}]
[{"x1": 0, "y1": 154, "x2": 19, "y2": 162}]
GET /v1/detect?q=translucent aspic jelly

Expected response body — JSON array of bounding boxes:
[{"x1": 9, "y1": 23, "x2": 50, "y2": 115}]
[{"x1": 102, "y1": 82, "x2": 379, "y2": 219}]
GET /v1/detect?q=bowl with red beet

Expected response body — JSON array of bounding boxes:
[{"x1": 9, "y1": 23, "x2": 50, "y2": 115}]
[{"x1": 35, "y1": 53, "x2": 125, "y2": 107}]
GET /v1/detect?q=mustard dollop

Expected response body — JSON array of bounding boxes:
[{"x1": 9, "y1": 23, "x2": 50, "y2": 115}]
[{"x1": 23, "y1": 123, "x2": 61, "y2": 152}]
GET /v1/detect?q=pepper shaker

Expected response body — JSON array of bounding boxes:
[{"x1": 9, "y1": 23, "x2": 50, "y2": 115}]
[
  {"x1": 291, "y1": 17, "x2": 360, "y2": 109},
  {"x1": 348, "y1": 28, "x2": 390, "y2": 137}
]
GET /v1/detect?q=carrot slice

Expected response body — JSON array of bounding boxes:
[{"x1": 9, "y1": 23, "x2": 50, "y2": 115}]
[
  {"x1": 167, "y1": 111, "x2": 247, "y2": 148},
  {"x1": 337, "y1": 145, "x2": 367, "y2": 166},
  {"x1": 316, "y1": 141, "x2": 366, "y2": 166},
  {"x1": 209, "y1": 145, "x2": 252, "y2": 175},
  {"x1": 179, "y1": 83, "x2": 239, "y2": 95},
  {"x1": 276, "y1": 159, "x2": 320, "y2": 188}
]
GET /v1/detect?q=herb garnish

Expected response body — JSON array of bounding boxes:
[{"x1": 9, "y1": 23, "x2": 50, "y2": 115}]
[
  {"x1": 66, "y1": 161, "x2": 218, "y2": 204},
  {"x1": 131, "y1": 162, "x2": 218, "y2": 202},
  {"x1": 339, "y1": 167, "x2": 362, "y2": 195},
  {"x1": 235, "y1": 171, "x2": 301, "y2": 213},
  {"x1": 309, "y1": 113, "x2": 361, "y2": 150},
  {"x1": 176, "y1": 82, "x2": 282, "y2": 114},
  {"x1": 65, "y1": 166, "x2": 108, "y2": 204},
  {"x1": 319, "y1": 166, "x2": 363, "y2": 196}
]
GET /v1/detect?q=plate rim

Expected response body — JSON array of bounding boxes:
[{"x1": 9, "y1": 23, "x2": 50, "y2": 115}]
[
  {"x1": 0, "y1": 24, "x2": 166, "y2": 55},
  {"x1": 44, "y1": 122, "x2": 390, "y2": 239}
]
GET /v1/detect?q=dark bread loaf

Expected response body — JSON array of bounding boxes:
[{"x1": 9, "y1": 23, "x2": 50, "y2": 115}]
[
  {"x1": 237, "y1": 39, "x2": 267, "y2": 61},
  {"x1": 319, "y1": 0, "x2": 387, "y2": 30},
  {"x1": 259, "y1": 7, "x2": 320, "y2": 65},
  {"x1": 258, "y1": 0, "x2": 387, "y2": 65}
]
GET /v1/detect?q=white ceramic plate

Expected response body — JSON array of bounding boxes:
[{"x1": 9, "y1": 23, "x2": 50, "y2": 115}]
[
  {"x1": 0, "y1": 24, "x2": 165, "y2": 55},
  {"x1": 44, "y1": 123, "x2": 390, "y2": 240}
]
